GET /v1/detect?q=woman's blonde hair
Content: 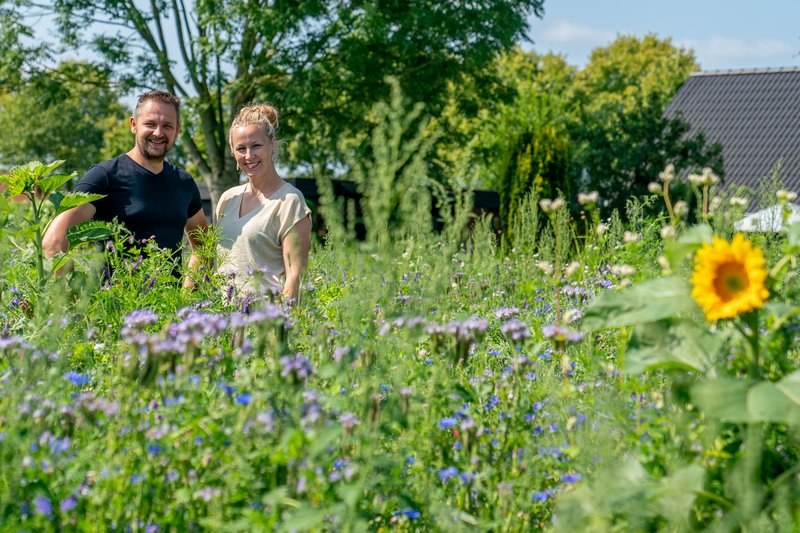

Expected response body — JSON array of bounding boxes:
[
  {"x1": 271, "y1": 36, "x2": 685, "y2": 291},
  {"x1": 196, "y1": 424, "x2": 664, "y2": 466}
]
[{"x1": 228, "y1": 103, "x2": 280, "y2": 154}]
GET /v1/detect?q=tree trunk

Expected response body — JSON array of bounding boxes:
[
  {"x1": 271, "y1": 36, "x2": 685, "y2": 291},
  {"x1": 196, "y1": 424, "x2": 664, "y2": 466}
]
[{"x1": 204, "y1": 166, "x2": 241, "y2": 218}]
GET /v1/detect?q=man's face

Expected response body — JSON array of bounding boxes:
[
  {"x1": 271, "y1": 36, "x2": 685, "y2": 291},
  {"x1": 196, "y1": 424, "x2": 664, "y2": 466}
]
[{"x1": 130, "y1": 100, "x2": 180, "y2": 161}]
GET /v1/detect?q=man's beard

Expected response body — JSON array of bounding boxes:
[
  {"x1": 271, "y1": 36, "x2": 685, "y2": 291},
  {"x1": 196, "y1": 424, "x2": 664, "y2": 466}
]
[{"x1": 138, "y1": 137, "x2": 171, "y2": 160}]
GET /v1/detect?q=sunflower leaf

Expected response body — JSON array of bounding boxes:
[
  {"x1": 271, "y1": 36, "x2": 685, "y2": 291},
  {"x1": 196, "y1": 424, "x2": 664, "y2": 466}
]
[
  {"x1": 625, "y1": 318, "x2": 721, "y2": 374},
  {"x1": 580, "y1": 276, "x2": 698, "y2": 331}
]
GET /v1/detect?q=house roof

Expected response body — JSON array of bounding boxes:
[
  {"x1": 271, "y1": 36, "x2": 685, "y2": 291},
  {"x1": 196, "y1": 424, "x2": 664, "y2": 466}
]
[{"x1": 665, "y1": 67, "x2": 800, "y2": 194}]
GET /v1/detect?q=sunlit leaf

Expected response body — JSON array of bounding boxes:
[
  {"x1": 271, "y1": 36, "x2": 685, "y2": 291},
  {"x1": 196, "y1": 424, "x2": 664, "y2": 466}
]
[
  {"x1": 581, "y1": 276, "x2": 698, "y2": 331},
  {"x1": 625, "y1": 318, "x2": 721, "y2": 374},
  {"x1": 57, "y1": 192, "x2": 104, "y2": 213},
  {"x1": 691, "y1": 379, "x2": 752, "y2": 423},
  {"x1": 66, "y1": 221, "x2": 116, "y2": 247}
]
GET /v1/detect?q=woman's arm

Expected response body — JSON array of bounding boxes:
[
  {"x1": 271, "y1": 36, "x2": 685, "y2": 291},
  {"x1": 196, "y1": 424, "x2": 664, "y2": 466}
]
[{"x1": 281, "y1": 216, "x2": 311, "y2": 304}]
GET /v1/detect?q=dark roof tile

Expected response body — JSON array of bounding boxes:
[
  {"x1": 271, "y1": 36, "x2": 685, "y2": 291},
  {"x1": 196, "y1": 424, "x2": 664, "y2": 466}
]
[{"x1": 666, "y1": 67, "x2": 800, "y2": 193}]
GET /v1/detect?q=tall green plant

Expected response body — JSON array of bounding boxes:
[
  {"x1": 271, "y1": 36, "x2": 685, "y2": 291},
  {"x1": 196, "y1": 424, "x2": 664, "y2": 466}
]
[
  {"x1": 572, "y1": 214, "x2": 800, "y2": 528},
  {"x1": 0, "y1": 160, "x2": 113, "y2": 289}
]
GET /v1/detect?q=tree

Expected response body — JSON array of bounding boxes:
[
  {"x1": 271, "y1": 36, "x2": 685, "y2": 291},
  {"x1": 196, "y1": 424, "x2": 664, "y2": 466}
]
[
  {"x1": 571, "y1": 34, "x2": 723, "y2": 215},
  {"x1": 0, "y1": 61, "x2": 128, "y2": 175},
  {"x1": 6, "y1": 0, "x2": 545, "y2": 206}
]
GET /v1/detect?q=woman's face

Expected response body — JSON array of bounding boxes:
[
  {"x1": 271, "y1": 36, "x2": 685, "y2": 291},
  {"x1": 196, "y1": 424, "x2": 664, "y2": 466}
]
[{"x1": 230, "y1": 123, "x2": 275, "y2": 178}]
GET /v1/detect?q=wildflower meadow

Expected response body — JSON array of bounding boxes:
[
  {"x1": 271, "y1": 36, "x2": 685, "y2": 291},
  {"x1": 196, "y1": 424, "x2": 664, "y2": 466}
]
[{"x1": 2, "y1": 154, "x2": 800, "y2": 532}]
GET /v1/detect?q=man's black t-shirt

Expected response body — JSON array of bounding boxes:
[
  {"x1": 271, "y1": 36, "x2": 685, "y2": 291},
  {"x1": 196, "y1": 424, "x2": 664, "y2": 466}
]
[{"x1": 74, "y1": 154, "x2": 203, "y2": 254}]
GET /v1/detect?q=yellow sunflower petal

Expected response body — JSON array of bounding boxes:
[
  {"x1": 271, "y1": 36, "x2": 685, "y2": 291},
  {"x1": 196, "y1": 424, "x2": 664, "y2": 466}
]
[{"x1": 691, "y1": 233, "x2": 769, "y2": 321}]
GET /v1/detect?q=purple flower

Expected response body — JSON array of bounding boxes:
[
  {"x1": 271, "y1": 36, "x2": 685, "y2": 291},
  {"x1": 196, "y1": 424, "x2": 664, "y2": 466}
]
[
  {"x1": 33, "y1": 495, "x2": 52, "y2": 516},
  {"x1": 340, "y1": 412, "x2": 359, "y2": 429},
  {"x1": 561, "y1": 472, "x2": 582, "y2": 483},
  {"x1": 502, "y1": 319, "x2": 531, "y2": 341},
  {"x1": 541, "y1": 323, "x2": 583, "y2": 344},
  {"x1": 532, "y1": 489, "x2": 554, "y2": 502},
  {"x1": 494, "y1": 307, "x2": 520, "y2": 320},
  {"x1": 59, "y1": 495, "x2": 78, "y2": 512},
  {"x1": 279, "y1": 353, "x2": 315, "y2": 382},
  {"x1": 437, "y1": 466, "x2": 459, "y2": 482},
  {"x1": 438, "y1": 417, "x2": 458, "y2": 430}
]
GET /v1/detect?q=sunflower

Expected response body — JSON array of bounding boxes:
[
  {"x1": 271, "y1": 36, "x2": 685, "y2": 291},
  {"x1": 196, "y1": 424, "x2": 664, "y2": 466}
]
[{"x1": 691, "y1": 233, "x2": 770, "y2": 321}]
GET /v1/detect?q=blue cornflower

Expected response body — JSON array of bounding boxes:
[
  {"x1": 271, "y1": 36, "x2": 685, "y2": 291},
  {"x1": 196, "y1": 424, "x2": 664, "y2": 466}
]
[
  {"x1": 235, "y1": 392, "x2": 252, "y2": 405},
  {"x1": 147, "y1": 443, "x2": 163, "y2": 455},
  {"x1": 485, "y1": 395, "x2": 500, "y2": 411},
  {"x1": 437, "y1": 466, "x2": 459, "y2": 482},
  {"x1": 394, "y1": 508, "x2": 421, "y2": 520},
  {"x1": 63, "y1": 371, "x2": 90, "y2": 386},
  {"x1": 217, "y1": 382, "x2": 236, "y2": 396},
  {"x1": 561, "y1": 472, "x2": 582, "y2": 483},
  {"x1": 532, "y1": 489, "x2": 554, "y2": 502},
  {"x1": 438, "y1": 417, "x2": 458, "y2": 430}
]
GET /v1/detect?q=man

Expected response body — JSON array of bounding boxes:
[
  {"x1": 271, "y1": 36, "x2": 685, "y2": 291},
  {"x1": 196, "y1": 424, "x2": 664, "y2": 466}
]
[{"x1": 43, "y1": 90, "x2": 208, "y2": 287}]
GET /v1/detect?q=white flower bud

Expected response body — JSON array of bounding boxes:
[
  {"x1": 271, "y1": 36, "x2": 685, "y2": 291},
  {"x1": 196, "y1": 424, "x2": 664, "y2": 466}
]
[
  {"x1": 674, "y1": 200, "x2": 689, "y2": 217},
  {"x1": 729, "y1": 196, "x2": 748, "y2": 208},
  {"x1": 660, "y1": 225, "x2": 676, "y2": 240},
  {"x1": 536, "y1": 261, "x2": 554, "y2": 275},
  {"x1": 623, "y1": 231, "x2": 641, "y2": 243},
  {"x1": 648, "y1": 182, "x2": 663, "y2": 195},
  {"x1": 777, "y1": 189, "x2": 798, "y2": 203},
  {"x1": 577, "y1": 191, "x2": 599, "y2": 205},
  {"x1": 688, "y1": 173, "x2": 704, "y2": 186},
  {"x1": 565, "y1": 261, "x2": 582, "y2": 277},
  {"x1": 595, "y1": 222, "x2": 609, "y2": 236},
  {"x1": 539, "y1": 199, "x2": 553, "y2": 212},
  {"x1": 658, "y1": 164, "x2": 675, "y2": 183}
]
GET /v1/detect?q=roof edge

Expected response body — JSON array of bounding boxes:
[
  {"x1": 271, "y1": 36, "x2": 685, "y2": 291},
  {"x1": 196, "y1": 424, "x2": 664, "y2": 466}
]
[{"x1": 690, "y1": 66, "x2": 800, "y2": 77}]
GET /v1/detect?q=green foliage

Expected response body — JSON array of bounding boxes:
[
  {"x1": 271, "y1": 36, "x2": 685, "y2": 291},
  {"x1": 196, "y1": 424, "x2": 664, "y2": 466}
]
[
  {"x1": 16, "y1": 0, "x2": 545, "y2": 205},
  {"x1": 0, "y1": 61, "x2": 127, "y2": 175},
  {"x1": 579, "y1": 220, "x2": 800, "y2": 529},
  {"x1": 572, "y1": 35, "x2": 723, "y2": 216},
  {"x1": 0, "y1": 160, "x2": 114, "y2": 289}
]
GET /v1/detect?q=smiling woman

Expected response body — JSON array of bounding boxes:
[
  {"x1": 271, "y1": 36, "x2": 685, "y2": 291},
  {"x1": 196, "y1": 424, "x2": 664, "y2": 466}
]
[{"x1": 215, "y1": 103, "x2": 311, "y2": 304}]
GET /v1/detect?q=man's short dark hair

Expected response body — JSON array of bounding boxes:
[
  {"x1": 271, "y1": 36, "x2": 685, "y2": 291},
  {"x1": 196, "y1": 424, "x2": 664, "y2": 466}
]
[{"x1": 135, "y1": 90, "x2": 181, "y2": 121}]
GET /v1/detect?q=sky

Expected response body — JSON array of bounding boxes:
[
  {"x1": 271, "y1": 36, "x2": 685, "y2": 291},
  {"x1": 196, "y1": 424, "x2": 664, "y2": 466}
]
[{"x1": 525, "y1": 0, "x2": 800, "y2": 71}]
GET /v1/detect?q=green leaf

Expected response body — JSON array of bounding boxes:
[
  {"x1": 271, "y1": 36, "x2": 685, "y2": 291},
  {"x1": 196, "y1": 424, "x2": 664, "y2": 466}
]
[
  {"x1": 664, "y1": 223, "x2": 713, "y2": 268},
  {"x1": 66, "y1": 221, "x2": 116, "y2": 247},
  {"x1": 691, "y1": 378, "x2": 753, "y2": 422},
  {"x1": 38, "y1": 171, "x2": 76, "y2": 197},
  {"x1": 747, "y1": 381, "x2": 800, "y2": 425},
  {"x1": 694, "y1": 374, "x2": 800, "y2": 425},
  {"x1": 625, "y1": 318, "x2": 720, "y2": 374},
  {"x1": 57, "y1": 191, "x2": 104, "y2": 213},
  {"x1": 786, "y1": 221, "x2": 800, "y2": 253},
  {"x1": 581, "y1": 276, "x2": 698, "y2": 331},
  {"x1": 280, "y1": 505, "x2": 342, "y2": 532},
  {"x1": 651, "y1": 464, "x2": 705, "y2": 525}
]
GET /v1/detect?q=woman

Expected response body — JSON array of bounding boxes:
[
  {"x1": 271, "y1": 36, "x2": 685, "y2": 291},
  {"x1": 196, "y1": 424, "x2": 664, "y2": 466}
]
[{"x1": 215, "y1": 104, "x2": 311, "y2": 303}]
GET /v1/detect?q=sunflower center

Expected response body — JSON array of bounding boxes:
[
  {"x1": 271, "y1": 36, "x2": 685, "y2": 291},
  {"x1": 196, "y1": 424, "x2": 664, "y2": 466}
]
[{"x1": 713, "y1": 262, "x2": 749, "y2": 300}]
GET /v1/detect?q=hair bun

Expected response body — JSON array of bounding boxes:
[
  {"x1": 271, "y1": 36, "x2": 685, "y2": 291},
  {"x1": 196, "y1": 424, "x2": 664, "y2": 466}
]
[{"x1": 253, "y1": 104, "x2": 279, "y2": 127}]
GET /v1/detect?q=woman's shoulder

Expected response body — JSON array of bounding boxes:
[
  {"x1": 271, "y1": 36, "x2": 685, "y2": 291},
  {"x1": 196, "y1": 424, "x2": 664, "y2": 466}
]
[
  {"x1": 276, "y1": 181, "x2": 308, "y2": 202},
  {"x1": 219, "y1": 183, "x2": 247, "y2": 202}
]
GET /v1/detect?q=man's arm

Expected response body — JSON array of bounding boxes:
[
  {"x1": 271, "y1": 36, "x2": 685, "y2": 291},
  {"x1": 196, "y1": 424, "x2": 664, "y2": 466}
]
[
  {"x1": 42, "y1": 204, "x2": 97, "y2": 258},
  {"x1": 281, "y1": 216, "x2": 311, "y2": 304},
  {"x1": 183, "y1": 208, "x2": 210, "y2": 289}
]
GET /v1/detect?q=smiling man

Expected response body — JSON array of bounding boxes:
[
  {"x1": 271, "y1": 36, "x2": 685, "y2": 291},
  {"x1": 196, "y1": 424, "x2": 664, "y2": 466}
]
[{"x1": 43, "y1": 90, "x2": 208, "y2": 287}]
